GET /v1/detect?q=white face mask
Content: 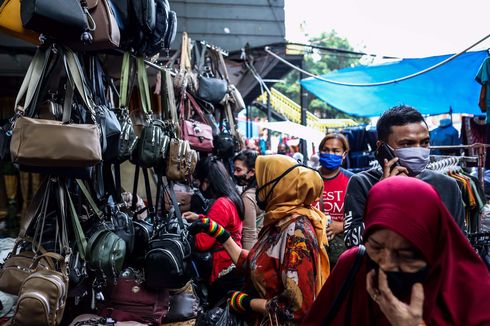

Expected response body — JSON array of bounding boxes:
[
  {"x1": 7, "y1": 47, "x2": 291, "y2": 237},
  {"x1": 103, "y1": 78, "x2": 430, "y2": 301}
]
[{"x1": 393, "y1": 147, "x2": 430, "y2": 175}]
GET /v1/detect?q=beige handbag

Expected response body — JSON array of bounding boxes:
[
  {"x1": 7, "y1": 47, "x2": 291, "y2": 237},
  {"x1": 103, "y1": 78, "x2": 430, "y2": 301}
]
[
  {"x1": 166, "y1": 139, "x2": 198, "y2": 181},
  {"x1": 10, "y1": 47, "x2": 102, "y2": 168},
  {"x1": 13, "y1": 252, "x2": 69, "y2": 326}
]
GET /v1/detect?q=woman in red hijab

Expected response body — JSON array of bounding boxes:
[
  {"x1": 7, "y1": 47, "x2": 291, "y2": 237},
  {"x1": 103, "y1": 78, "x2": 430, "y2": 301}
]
[{"x1": 303, "y1": 176, "x2": 490, "y2": 326}]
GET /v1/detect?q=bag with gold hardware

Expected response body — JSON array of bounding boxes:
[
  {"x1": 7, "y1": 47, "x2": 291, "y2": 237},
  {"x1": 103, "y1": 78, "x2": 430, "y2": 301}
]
[{"x1": 100, "y1": 268, "x2": 170, "y2": 324}]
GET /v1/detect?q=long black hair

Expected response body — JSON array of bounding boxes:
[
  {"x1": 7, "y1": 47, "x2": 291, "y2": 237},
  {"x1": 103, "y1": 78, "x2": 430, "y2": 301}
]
[{"x1": 195, "y1": 156, "x2": 245, "y2": 220}]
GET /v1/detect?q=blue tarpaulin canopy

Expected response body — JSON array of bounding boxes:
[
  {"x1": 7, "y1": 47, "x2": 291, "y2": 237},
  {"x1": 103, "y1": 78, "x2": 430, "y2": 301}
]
[{"x1": 300, "y1": 51, "x2": 489, "y2": 117}]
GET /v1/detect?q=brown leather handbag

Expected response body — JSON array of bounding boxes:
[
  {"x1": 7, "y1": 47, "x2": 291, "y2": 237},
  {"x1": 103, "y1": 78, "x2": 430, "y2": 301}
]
[
  {"x1": 0, "y1": 238, "x2": 55, "y2": 295},
  {"x1": 10, "y1": 48, "x2": 102, "y2": 168},
  {"x1": 13, "y1": 252, "x2": 69, "y2": 326},
  {"x1": 82, "y1": 0, "x2": 120, "y2": 51},
  {"x1": 166, "y1": 138, "x2": 198, "y2": 182}
]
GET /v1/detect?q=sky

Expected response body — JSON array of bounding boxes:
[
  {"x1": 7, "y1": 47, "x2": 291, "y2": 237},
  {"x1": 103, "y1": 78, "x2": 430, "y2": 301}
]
[{"x1": 285, "y1": 0, "x2": 490, "y2": 58}]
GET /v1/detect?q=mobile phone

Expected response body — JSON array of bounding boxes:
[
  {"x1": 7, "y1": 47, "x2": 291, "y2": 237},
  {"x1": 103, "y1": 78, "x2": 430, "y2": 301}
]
[{"x1": 375, "y1": 143, "x2": 400, "y2": 171}]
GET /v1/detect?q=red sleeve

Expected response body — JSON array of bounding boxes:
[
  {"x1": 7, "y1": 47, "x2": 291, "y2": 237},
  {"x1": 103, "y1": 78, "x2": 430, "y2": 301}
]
[{"x1": 194, "y1": 198, "x2": 232, "y2": 251}]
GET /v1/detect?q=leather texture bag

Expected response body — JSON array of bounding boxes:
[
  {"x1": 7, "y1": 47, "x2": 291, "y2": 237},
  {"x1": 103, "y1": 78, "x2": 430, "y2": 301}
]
[
  {"x1": 20, "y1": 0, "x2": 92, "y2": 42},
  {"x1": 127, "y1": 0, "x2": 155, "y2": 53},
  {"x1": 180, "y1": 93, "x2": 214, "y2": 152},
  {"x1": 109, "y1": 205, "x2": 135, "y2": 255},
  {"x1": 101, "y1": 268, "x2": 170, "y2": 324},
  {"x1": 13, "y1": 252, "x2": 69, "y2": 326},
  {"x1": 164, "y1": 10, "x2": 177, "y2": 50},
  {"x1": 162, "y1": 281, "x2": 200, "y2": 323},
  {"x1": 195, "y1": 43, "x2": 227, "y2": 105},
  {"x1": 166, "y1": 138, "x2": 198, "y2": 182},
  {"x1": 144, "y1": 0, "x2": 169, "y2": 56},
  {"x1": 85, "y1": 0, "x2": 120, "y2": 50},
  {"x1": 145, "y1": 181, "x2": 192, "y2": 290},
  {"x1": 0, "y1": 0, "x2": 39, "y2": 44},
  {"x1": 0, "y1": 238, "x2": 55, "y2": 295},
  {"x1": 10, "y1": 47, "x2": 102, "y2": 169}
]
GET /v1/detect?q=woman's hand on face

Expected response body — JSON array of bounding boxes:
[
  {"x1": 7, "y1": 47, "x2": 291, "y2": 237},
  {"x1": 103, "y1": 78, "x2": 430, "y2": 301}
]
[
  {"x1": 366, "y1": 269, "x2": 424, "y2": 326},
  {"x1": 182, "y1": 211, "x2": 199, "y2": 222},
  {"x1": 326, "y1": 220, "x2": 343, "y2": 239}
]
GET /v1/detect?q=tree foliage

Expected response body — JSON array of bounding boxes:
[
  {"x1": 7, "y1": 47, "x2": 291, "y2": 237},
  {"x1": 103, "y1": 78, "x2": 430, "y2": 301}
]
[{"x1": 274, "y1": 31, "x2": 369, "y2": 123}]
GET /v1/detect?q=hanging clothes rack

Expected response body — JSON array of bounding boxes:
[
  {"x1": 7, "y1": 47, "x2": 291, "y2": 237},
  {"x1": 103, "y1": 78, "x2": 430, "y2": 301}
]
[{"x1": 429, "y1": 143, "x2": 490, "y2": 188}]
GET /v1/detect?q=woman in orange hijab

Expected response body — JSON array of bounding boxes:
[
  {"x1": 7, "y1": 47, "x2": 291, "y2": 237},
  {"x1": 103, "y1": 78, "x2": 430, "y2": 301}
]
[{"x1": 189, "y1": 155, "x2": 330, "y2": 325}]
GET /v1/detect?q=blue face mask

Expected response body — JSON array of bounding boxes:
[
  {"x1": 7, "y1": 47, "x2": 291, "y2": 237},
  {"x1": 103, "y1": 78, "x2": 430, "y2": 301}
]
[{"x1": 319, "y1": 153, "x2": 343, "y2": 170}]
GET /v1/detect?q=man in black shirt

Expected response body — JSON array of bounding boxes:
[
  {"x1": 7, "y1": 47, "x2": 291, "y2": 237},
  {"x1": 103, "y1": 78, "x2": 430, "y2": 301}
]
[{"x1": 344, "y1": 105, "x2": 465, "y2": 247}]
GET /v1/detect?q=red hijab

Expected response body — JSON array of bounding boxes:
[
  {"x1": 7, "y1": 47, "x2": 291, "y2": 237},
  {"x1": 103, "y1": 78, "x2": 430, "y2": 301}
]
[{"x1": 303, "y1": 176, "x2": 490, "y2": 326}]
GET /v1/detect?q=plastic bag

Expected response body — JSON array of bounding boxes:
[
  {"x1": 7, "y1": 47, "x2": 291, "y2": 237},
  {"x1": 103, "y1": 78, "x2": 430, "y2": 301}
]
[{"x1": 216, "y1": 305, "x2": 244, "y2": 326}]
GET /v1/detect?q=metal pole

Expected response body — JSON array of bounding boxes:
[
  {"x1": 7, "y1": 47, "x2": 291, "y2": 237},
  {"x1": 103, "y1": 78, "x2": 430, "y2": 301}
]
[
  {"x1": 245, "y1": 105, "x2": 250, "y2": 138},
  {"x1": 267, "y1": 91, "x2": 272, "y2": 149},
  {"x1": 299, "y1": 60, "x2": 308, "y2": 159}
]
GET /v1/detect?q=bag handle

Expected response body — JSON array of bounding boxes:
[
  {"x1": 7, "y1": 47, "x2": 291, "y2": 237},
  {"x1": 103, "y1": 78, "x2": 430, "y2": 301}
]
[
  {"x1": 14, "y1": 46, "x2": 52, "y2": 116},
  {"x1": 66, "y1": 183, "x2": 88, "y2": 260},
  {"x1": 31, "y1": 252, "x2": 67, "y2": 275},
  {"x1": 136, "y1": 56, "x2": 152, "y2": 116},
  {"x1": 161, "y1": 70, "x2": 178, "y2": 124},
  {"x1": 75, "y1": 179, "x2": 104, "y2": 219},
  {"x1": 163, "y1": 177, "x2": 185, "y2": 231},
  {"x1": 119, "y1": 52, "x2": 131, "y2": 109}
]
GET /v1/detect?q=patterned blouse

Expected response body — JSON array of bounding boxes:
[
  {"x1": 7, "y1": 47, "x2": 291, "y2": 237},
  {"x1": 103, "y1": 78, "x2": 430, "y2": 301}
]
[{"x1": 236, "y1": 215, "x2": 322, "y2": 325}]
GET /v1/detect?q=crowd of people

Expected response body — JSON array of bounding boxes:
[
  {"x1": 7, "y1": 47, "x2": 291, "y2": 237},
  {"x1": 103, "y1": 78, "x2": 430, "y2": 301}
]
[{"x1": 183, "y1": 105, "x2": 490, "y2": 325}]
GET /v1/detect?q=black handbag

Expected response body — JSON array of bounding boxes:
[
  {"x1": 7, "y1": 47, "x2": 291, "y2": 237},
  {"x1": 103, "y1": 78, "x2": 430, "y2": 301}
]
[
  {"x1": 90, "y1": 56, "x2": 121, "y2": 162},
  {"x1": 163, "y1": 10, "x2": 177, "y2": 50},
  {"x1": 195, "y1": 42, "x2": 227, "y2": 104},
  {"x1": 144, "y1": 0, "x2": 170, "y2": 57},
  {"x1": 21, "y1": 0, "x2": 92, "y2": 43},
  {"x1": 126, "y1": 0, "x2": 155, "y2": 52},
  {"x1": 144, "y1": 179, "x2": 192, "y2": 290},
  {"x1": 108, "y1": 205, "x2": 135, "y2": 255}
]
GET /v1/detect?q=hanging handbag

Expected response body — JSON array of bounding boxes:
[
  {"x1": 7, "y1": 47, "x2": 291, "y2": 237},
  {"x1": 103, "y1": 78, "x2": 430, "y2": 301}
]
[
  {"x1": 13, "y1": 252, "x2": 69, "y2": 326},
  {"x1": 144, "y1": 0, "x2": 170, "y2": 57},
  {"x1": 89, "y1": 56, "x2": 122, "y2": 162},
  {"x1": 0, "y1": 0, "x2": 39, "y2": 44},
  {"x1": 180, "y1": 92, "x2": 214, "y2": 152},
  {"x1": 10, "y1": 47, "x2": 102, "y2": 169},
  {"x1": 126, "y1": 0, "x2": 155, "y2": 53},
  {"x1": 195, "y1": 42, "x2": 228, "y2": 105},
  {"x1": 130, "y1": 57, "x2": 171, "y2": 169},
  {"x1": 166, "y1": 138, "x2": 198, "y2": 182},
  {"x1": 163, "y1": 10, "x2": 177, "y2": 50},
  {"x1": 144, "y1": 179, "x2": 192, "y2": 290},
  {"x1": 83, "y1": 0, "x2": 120, "y2": 51},
  {"x1": 20, "y1": 0, "x2": 93, "y2": 43},
  {"x1": 100, "y1": 268, "x2": 170, "y2": 324}
]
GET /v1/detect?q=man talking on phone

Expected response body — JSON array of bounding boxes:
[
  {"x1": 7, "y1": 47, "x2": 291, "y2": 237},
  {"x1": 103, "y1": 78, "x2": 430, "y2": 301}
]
[{"x1": 343, "y1": 105, "x2": 465, "y2": 248}]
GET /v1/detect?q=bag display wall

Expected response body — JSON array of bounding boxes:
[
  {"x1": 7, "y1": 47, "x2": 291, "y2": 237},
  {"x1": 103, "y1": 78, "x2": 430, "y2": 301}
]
[{"x1": 0, "y1": 2, "x2": 248, "y2": 324}]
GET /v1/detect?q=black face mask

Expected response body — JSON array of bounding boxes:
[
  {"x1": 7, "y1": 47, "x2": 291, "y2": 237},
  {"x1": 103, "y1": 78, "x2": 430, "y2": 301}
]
[
  {"x1": 234, "y1": 173, "x2": 251, "y2": 187},
  {"x1": 255, "y1": 164, "x2": 302, "y2": 211},
  {"x1": 367, "y1": 256, "x2": 429, "y2": 300}
]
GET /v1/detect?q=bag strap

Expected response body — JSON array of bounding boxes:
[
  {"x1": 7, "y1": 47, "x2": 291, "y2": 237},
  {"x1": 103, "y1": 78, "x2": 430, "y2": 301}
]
[
  {"x1": 131, "y1": 164, "x2": 141, "y2": 211},
  {"x1": 161, "y1": 70, "x2": 178, "y2": 123},
  {"x1": 322, "y1": 245, "x2": 366, "y2": 325},
  {"x1": 66, "y1": 183, "x2": 88, "y2": 260},
  {"x1": 119, "y1": 52, "x2": 131, "y2": 109},
  {"x1": 14, "y1": 46, "x2": 52, "y2": 115},
  {"x1": 75, "y1": 179, "x2": 103, "y2": 219},
  {"x1": 163, "y1": 177, "x2": 184, "y2": 230},
  {"x1": 136, "y1": 56, "x2": 152, "y2": 115},
  {"x1": 142, "y1": 168, "x2": 154, "y2": 213},
  {"x1": 180, "y1": 32, "x2": 192, "y2": 72}
]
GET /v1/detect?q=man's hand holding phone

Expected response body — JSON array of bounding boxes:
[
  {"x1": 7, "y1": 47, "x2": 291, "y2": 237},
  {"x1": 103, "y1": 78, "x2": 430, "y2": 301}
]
[{"x1": 382, "y1": 157, "x2": 410, "y2": 179}]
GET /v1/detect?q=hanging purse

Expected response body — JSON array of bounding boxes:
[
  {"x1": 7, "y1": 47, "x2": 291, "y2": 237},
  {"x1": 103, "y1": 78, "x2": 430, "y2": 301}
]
[
  {"x1": 14, "y1": 252, "x2": 69, "y2": 326},
  {"x1": 84, "y1": 0, "x2": 120, "y2": 51},
  {"x1": 130, "y1": 57, "x2": 171, "y2": 169},
  {"x1": 20, "y1": 0, "x2": 93, "y2": 43},
  {"x1": 180, "y1": 92, "x2": 214, "y2": 152},
  {"x1": 0, "y1": 0, "x2": 39, "y2": 44},
  {"x1": 195, "y1": 42, "x2": 228, "y2": 104},
  {"x1": 145, "y1": 178, "x2": 192, "y2": 290},
  {"x1": 10, "y1": 48, "x2": 102, "y2": 169},
  {"x1": 166, "y1": 138, "x2": 198, "y2": 182}
]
